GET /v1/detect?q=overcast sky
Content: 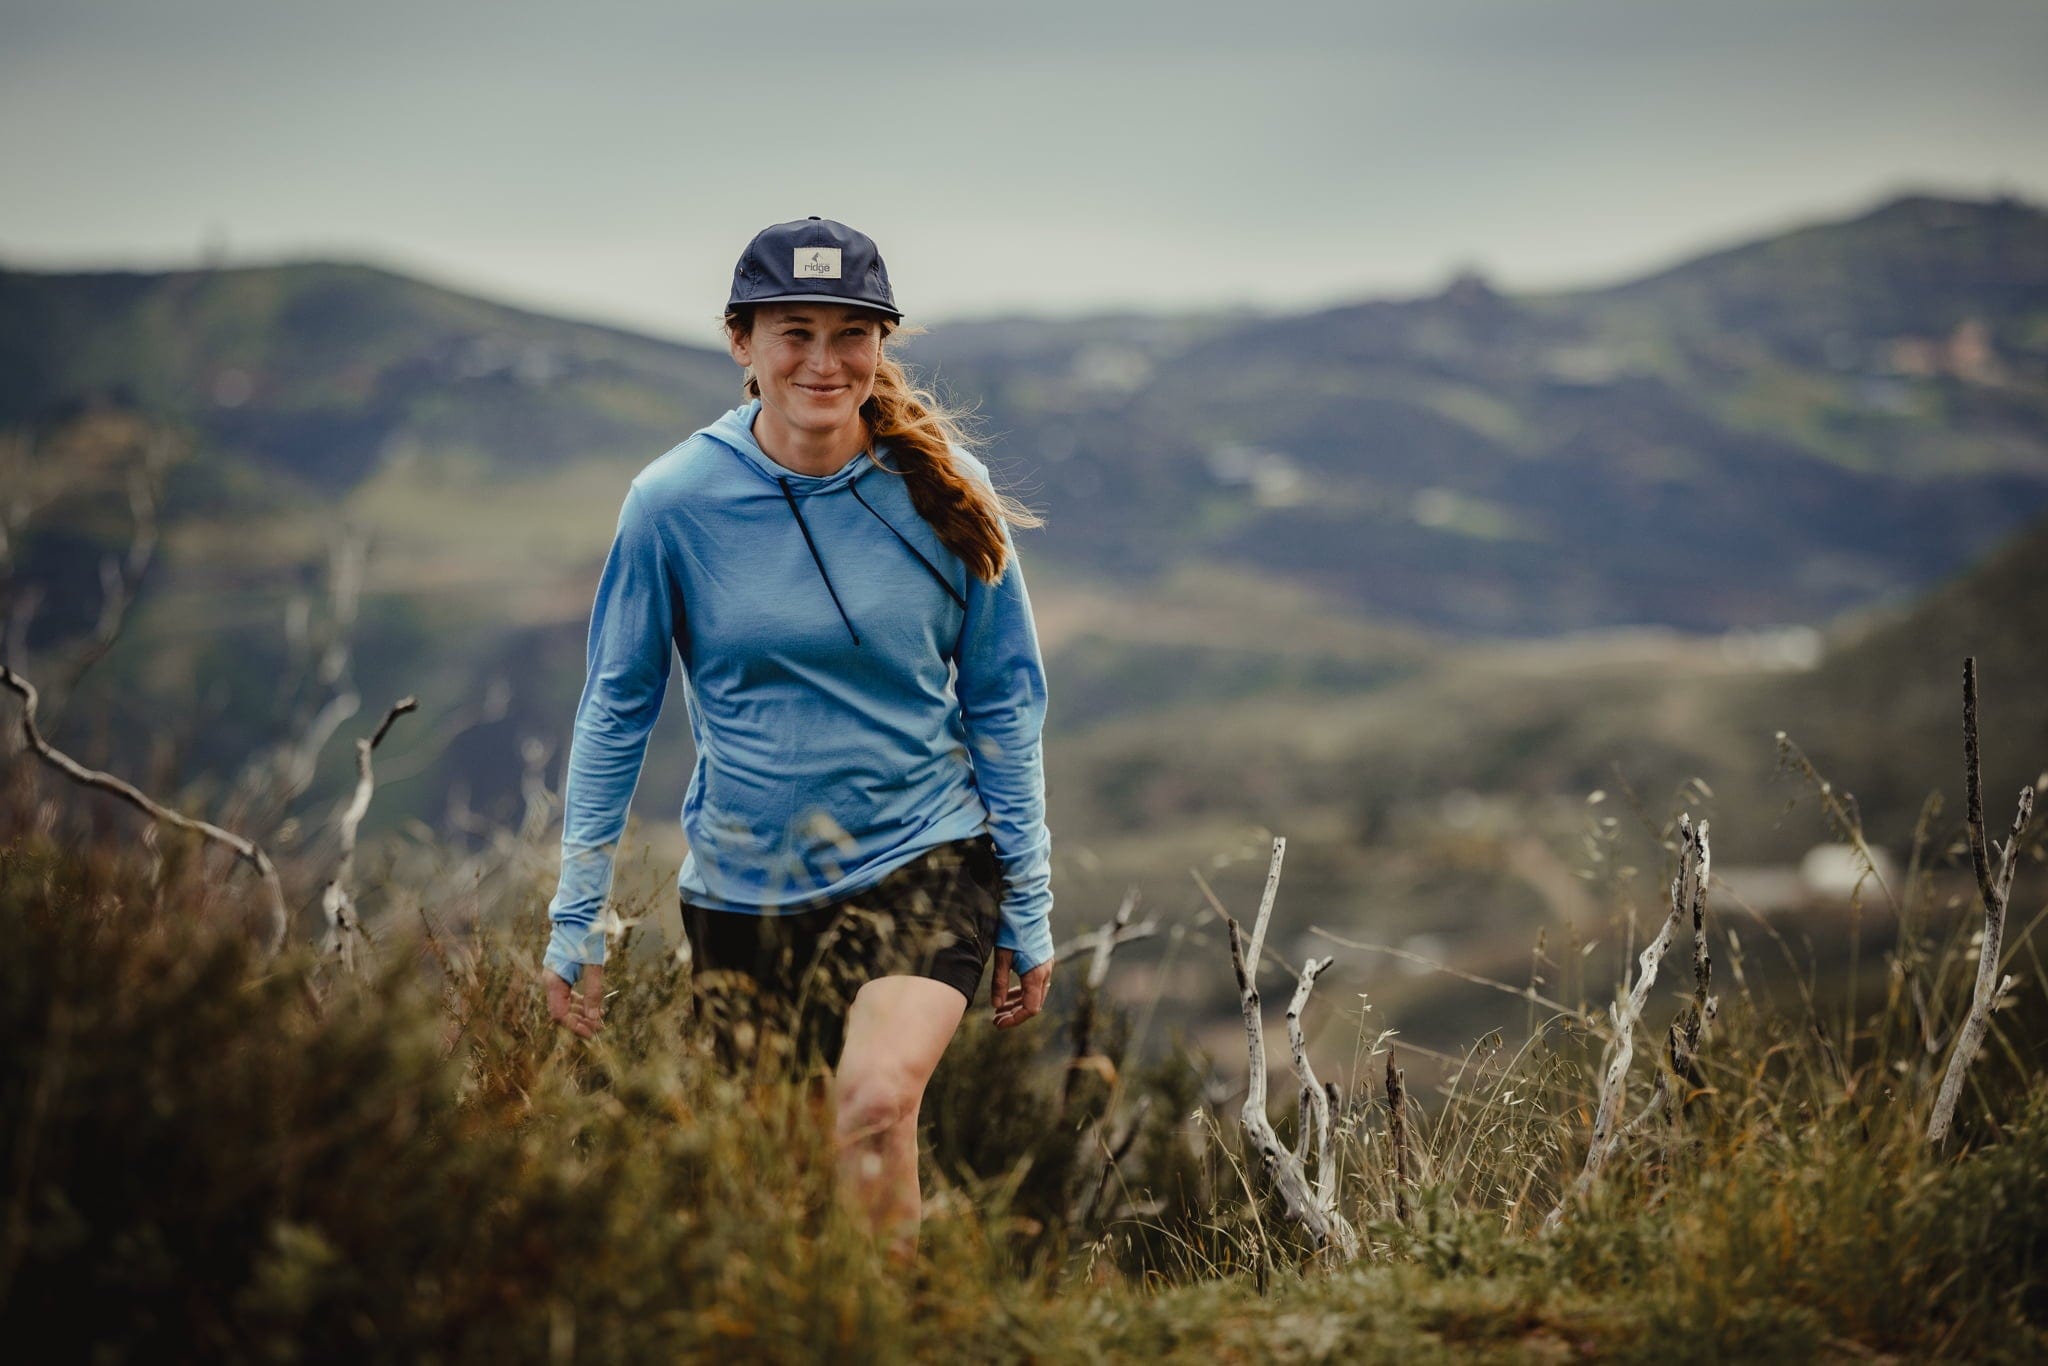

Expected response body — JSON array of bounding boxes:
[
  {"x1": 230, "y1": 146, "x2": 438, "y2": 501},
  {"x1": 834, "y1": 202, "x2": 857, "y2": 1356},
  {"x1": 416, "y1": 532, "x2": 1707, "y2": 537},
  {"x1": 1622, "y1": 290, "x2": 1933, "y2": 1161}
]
[{"x1": 4, "y1": 0, "x2": 2045, "y2": 345}]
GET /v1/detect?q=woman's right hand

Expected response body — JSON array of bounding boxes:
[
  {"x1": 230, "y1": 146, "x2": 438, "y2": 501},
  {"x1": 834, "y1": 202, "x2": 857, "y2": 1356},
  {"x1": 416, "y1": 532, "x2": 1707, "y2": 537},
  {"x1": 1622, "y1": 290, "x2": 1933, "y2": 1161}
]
[
  {"x1": 546, "y1": 962, "x2": 607, "y2": 1038},
  {"x1": 991, "y1": 949, "x2": 1051, "y2": 1030}
]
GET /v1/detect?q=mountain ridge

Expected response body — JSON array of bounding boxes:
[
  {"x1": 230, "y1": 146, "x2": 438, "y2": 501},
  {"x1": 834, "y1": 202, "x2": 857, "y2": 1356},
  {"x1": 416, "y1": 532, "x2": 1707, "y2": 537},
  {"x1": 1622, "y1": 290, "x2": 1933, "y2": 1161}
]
[{"x1": 6, "y1": 190, "x2": 2047, "y2": 639}]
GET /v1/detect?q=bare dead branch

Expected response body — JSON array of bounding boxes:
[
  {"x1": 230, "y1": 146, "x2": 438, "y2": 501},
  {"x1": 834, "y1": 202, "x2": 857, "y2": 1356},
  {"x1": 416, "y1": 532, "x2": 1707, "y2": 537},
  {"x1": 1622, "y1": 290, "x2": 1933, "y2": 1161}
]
[
  {"x1": 1056, "y1": 889, "x2": 1166, "y2": 1231},
  {"x1": 1386, "y1": 1046, "x2": 1412, "y2": 1226},
  {"x1": 1546, "y1": 813, "x2": 1709, "y2": 1231},
  {"x1": 1, "y1": 662, "x2": 289, "y2": 955},
  {"x1": 1059, "y1": 887, "x2": 1160, "y2": 1121},
  {"x1": 1962, "y1": 657, "x2": 2000, "y2": 914},
  {"x1": 1286, "y1": 954, "x2": 1340, "y2": 1212},
  {"x1": 373, "y1": 677, "x2": 511, "y2": 788},
  {"x1": 319, "y1": 696, "x2": 418, "y2": 976},
  {"x1": 1929, "y1": 658, "x2": 2035, "y2": 1145},
  {"x1": 1626, "y1": 813, "x2": 1721, "y2": 1138},
  {"x1": 1227, "y1": 836, "x2": 1360, "y2": 1261}
]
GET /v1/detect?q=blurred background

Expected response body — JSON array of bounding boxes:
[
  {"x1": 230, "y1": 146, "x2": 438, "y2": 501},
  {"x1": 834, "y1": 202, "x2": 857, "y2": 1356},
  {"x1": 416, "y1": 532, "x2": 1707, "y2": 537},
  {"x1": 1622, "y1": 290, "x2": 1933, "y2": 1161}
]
[{"x1": 4, "y1": 0, "x2": 2046, "y2": 1077}]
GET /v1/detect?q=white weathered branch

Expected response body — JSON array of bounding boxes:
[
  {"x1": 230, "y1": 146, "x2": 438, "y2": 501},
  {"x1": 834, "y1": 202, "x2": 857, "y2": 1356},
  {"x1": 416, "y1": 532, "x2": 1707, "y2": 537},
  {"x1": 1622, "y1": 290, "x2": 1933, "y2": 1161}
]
[
  {"x1": 1547, "y1": 814, "x2": 1709, "y2": 1231},
  {"x1": 1930, "y1": 658, "x2": 2035, "y2": 1145},
  {"x1": 1, "y1": 662, "x2": 289, "y2": 955},
  {"x1": 1625, "y1": 812, "x2": 1721, "y2": 1138},
  {"x1": 1286, "y1": 954, "x2": 1340, "y2": 1209},
  {"x1": 1055, "y1": 887, "x2": 1161, "y2": 970},
  {"x1": 319, "y1": 696, "x2": 417, "y2": 975},
  {"x1": 1228, "y1": 835, "x2": 1360, "y2": 1260}
]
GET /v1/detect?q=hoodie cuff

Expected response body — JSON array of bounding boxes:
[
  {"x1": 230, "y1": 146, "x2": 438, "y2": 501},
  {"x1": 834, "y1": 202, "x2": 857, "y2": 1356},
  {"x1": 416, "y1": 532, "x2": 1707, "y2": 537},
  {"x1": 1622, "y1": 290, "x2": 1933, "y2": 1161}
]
[
  {"x1": 543, "y1": 920, "x2": 608, "y2": 987},
  {"x1": 997, "y1": 915, "x2": 1056, "y2": 978}
]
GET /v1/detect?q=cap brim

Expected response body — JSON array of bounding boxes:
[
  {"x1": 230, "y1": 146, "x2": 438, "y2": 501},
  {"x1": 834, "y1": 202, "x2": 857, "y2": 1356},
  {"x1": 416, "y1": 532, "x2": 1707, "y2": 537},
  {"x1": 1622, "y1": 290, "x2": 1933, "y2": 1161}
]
[{"x1": 728, "y1": 292, "x2": 902, "y2": 321}]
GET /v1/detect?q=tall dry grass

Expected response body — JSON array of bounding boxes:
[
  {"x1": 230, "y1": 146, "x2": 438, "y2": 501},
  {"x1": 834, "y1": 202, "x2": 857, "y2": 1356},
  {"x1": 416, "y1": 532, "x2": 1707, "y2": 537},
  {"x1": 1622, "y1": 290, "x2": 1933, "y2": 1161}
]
[{"x1": 2, "y1": 714, "x2": 2045, "y2": 1362}]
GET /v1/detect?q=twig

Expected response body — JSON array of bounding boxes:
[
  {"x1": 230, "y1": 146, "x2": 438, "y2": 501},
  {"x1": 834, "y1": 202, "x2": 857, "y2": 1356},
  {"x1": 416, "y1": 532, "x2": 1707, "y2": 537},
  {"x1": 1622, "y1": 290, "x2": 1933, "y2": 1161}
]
[
  {"x1": 1072, "y1": 1092, "x2": 1154, "y2": 1231},
  {"x1": 1626, "y1": 813, "x2": 1722, "y2": 1137},
  {"x1": 1308, "y1": 924, "x2": 1593, "y2": 1028},
  {"x1": 1772, "y1": 731, "x2": 1902, "y2": 920},
  {"x1": 1225, "y1": 836, "x2": 1360, "y2": 1260},
  {"x1": 1929, "y1": 658, "x2": 2035, "y2": 1145},
  {"x1": 47, "y1": 438, "x2": 170, "y2": 715},
  {"x1": 0, "y1": 662, "x2": 289, "y2": 955},
  {"x1": 1385, "y1": 1046, "x2": 1412, "y2": 1226},
  {"x1": 1546, "y1": 813, "x2": 1709, "y2": 1231},
  {"x1": 1059, "y1": 887, "x2": 1159, "y2": 1121},
  {"x1": 318, "y1": 696, "x2": 418, "y2": 976},
  {"x1": 1058, "y1": 889, "x2": 1158, "y2": 1254},
  {"x1": 372, "y1": 677, "x2": 512, "y2": 788}
]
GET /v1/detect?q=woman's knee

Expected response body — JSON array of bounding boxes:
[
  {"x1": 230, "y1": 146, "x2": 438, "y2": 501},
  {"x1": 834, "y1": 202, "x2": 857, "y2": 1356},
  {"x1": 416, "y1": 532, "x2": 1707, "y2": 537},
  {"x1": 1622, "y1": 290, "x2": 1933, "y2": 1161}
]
[{"x1": 833, "y1": 1064, "x2": 921, "y2": 1146}]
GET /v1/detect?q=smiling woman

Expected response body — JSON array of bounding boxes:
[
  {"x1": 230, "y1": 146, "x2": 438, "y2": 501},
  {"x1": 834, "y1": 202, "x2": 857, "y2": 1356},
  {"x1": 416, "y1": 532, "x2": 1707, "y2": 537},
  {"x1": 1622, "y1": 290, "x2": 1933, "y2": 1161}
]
[
  {"x1": 729, "y1": 302, "x2": 885, "y2": 474},
  {"x1": 540, "y1": 216, "x2": 1055, "y2": 1261}
]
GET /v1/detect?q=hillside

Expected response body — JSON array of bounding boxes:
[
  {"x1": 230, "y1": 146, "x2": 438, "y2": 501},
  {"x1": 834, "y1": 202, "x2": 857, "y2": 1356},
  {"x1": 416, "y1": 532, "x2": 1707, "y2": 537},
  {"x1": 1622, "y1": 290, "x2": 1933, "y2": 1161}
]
[
  {"x1": 905, "y1": 192, "x2": 2048, "y2": 632},
  {"x1": 6, "y1": 192, "x2": 2048, "y2": 649},
  {"x1": 0, "y1": 259, "x2": 737, "y2": 498},
  {"x1": 1, "y1": 195, "x2": 2043, "y2": 1057},
  {"x1": 1028, "y1": 506, "x2": 2046, "y2": 1065}
]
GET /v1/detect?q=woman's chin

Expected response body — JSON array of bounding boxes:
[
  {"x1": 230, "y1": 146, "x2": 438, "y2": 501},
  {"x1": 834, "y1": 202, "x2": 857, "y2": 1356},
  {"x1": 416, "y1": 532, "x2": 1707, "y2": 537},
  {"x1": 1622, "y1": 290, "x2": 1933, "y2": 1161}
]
[{"x1": 774, "y1": 394, "x2": 861, "y2": 430}]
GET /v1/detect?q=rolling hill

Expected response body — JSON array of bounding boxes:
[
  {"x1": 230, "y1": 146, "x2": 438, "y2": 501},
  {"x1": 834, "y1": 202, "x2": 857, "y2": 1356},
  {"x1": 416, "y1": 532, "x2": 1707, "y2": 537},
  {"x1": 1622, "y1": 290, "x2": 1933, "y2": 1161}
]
[{"x1": 0, "y1": 195, "x2": 2042, "y2": 1055}]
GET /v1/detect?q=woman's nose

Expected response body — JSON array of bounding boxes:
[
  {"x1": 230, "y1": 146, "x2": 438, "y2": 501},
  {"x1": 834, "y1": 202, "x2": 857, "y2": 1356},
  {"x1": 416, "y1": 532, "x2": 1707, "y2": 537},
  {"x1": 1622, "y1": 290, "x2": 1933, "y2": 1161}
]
[{"x1": 805, "y1": 338, "x2": 840, "y2": 373}]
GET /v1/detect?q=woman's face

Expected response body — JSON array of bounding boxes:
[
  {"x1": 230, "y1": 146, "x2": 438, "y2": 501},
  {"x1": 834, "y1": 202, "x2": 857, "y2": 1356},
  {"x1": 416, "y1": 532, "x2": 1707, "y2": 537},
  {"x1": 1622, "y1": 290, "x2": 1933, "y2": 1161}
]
[{"x1": 729, "y1": 303, "x2": 885, "y2": 444}]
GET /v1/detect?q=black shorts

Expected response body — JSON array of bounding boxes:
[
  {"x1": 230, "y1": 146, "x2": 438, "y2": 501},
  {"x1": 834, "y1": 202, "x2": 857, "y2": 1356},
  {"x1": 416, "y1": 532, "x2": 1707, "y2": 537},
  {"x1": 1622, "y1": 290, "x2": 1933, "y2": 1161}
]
[{"x1": 680, "y1": 833, "x2": 1004, "y2": 1071}]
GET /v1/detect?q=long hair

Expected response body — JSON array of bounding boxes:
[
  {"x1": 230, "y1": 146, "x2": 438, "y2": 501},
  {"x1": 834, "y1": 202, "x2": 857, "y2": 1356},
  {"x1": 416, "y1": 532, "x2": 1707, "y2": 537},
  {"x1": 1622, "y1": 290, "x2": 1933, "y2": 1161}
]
[{"x1": 723, "y1": 305, "x2": 1042, "y2": 585}]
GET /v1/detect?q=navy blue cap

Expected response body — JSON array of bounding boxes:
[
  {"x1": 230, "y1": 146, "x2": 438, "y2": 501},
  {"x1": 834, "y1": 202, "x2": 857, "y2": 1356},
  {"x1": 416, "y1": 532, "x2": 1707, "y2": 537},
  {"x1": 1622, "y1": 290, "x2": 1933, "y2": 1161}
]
[{"x1": 726, "y1": 216, "x2": 902, "y2": 322}]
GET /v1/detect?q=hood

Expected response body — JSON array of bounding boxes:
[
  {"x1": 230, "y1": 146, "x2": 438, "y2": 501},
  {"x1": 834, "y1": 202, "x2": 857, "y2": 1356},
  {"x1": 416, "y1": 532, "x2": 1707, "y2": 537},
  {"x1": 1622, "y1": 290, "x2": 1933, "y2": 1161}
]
[
  {"x1": 693, "y1": 399, "x2": 964, "y2": 648},
  {"x1": 702, "y1": 399, "x2": 885, "y2": 496}
]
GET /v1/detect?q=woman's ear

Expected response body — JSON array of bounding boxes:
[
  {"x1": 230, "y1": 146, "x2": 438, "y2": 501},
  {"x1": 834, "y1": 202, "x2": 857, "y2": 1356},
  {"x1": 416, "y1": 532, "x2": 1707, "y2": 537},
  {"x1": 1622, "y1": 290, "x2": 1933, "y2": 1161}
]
[{"x1": 726, "y1": 328, "x2": 752, "y2": 369}]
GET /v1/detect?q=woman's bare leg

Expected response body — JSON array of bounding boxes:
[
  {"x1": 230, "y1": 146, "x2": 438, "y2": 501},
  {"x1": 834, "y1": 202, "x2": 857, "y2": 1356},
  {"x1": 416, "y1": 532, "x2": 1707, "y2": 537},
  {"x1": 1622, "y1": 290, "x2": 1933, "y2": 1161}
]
[{"x1": 831, "y1": 975, "x2": 968, "y2": 1254}]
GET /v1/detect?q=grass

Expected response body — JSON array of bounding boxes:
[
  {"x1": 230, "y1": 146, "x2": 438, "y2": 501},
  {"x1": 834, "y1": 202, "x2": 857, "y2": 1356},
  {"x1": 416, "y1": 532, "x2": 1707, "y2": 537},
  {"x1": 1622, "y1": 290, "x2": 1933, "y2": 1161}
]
[{"x1": 1, "y1": 706, "x2": 2045, "y2": 1361}]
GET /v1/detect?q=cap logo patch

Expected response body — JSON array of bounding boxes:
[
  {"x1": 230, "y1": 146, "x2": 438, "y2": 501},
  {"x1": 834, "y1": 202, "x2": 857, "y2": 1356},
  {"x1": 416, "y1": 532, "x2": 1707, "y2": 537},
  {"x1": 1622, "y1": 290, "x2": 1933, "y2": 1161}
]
[{"x1": 796, "y1": 247, "x2": 842, "y2": 279}]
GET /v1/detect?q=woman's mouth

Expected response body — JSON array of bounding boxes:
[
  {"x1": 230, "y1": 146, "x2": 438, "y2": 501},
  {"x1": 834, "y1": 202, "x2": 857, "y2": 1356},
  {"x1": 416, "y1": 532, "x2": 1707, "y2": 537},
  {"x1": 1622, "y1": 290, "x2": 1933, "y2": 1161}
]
[{"x1": 796, "y1": 383, "x2": 847, "y2": 397}]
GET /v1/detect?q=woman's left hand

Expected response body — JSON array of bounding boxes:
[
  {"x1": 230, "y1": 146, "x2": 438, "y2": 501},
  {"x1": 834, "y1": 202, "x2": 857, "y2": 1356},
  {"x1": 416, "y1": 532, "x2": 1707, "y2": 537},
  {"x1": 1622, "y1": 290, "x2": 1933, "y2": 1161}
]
[
  {"x1": 991, "y1": 948, "x2": 1052, "y2": 1029},
  {"x1": 545, "y1": 961, "x2": 606, "y2": 1038}
]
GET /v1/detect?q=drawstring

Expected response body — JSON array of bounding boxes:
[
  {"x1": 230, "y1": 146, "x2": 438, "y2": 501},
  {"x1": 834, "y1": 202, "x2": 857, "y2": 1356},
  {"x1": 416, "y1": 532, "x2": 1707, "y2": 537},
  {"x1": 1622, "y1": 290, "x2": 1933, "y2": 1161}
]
[
  {"x1": 776, "y1": 469, "x2": 969, "y2": 647},
  {"x1": 849, "y1": 482, "x2": 969, "y2": 611},
  {"x1": 778, "y1": 477, "x2": 861, "y2": 646}
]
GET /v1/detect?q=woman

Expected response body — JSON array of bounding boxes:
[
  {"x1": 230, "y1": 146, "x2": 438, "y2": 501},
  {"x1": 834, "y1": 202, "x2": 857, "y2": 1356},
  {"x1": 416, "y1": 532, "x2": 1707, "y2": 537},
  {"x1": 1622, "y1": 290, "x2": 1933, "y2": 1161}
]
[{"x1": 540, "y1": 216, "x2": 1056, "y2": 1252}]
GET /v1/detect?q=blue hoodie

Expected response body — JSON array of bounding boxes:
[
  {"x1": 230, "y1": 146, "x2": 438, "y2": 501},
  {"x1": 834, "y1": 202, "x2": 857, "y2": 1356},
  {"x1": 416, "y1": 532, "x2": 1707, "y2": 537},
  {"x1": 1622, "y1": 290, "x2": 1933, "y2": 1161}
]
[{"x1": 542, "y1": 399, "x2": 1054, "y2": 988}]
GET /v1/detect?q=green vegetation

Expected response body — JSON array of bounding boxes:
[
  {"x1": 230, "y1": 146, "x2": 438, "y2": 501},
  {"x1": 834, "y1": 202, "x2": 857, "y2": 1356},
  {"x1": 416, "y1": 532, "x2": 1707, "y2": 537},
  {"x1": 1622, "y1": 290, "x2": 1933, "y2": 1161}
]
[{"x1": 2, "y1": 702, "x2": 2044, "y2": 1361}]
